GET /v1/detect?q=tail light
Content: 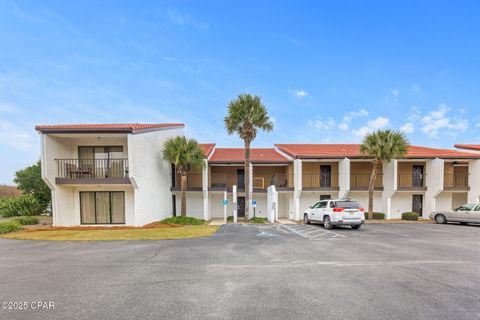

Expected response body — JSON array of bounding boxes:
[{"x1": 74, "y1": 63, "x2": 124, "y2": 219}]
[
  {"x1": 358, "y1": 208, "x2": 364, "y2": 212},
  {"x1": 333, "y1": 208, "x2": 344, "y2": 212}
]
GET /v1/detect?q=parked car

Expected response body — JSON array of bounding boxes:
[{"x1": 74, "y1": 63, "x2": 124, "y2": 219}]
[
  {"x1": 430, "y1": 203, "x2": 480, "y2": 225},
  {"x1": 304, "y1": 199, "x2": 365, "y2": 229}
]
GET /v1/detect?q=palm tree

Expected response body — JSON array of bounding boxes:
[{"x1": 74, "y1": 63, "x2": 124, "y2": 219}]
[
  {"x1": 163, "y1": 136, "x2": 205, "y2": 217},
  {"x1": 360, "y1": 129, "x2": 409, "y2": 219},
  {"x1": 224, "y1": 94, "x2": 274, "y2": 220}
]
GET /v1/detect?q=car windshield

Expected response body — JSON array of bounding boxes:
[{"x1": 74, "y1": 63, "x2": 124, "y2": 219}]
[
  {"x1": 457, "y1": 204, "x2": 476, "y2": 211},
  {"x1": 333, "y1": 201, "x2": 361, "y2": 209}
]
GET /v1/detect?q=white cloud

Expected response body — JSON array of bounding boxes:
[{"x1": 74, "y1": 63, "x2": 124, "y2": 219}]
[
  {"x1": 289, "y1": 88, "x2": 308, "y2": 98},
  {"x1": 0, "y1": 120, "x2": 32, "y2": 150},
  {"x1": 308, "y1": 117, "x2": 336, "y2": 131},
  {"x1": 400, "y1": 122, "x2": 415, "y2": 134},
  {"x1": 391, "y1": 89, "x2": 399, "y2": 97},
  {"x1": 167, "y1": 10, "x2": 209, "y2": 30},
  {"x1": 419, "y1": 104, "x2": 468, "y2": 138},
  {"x1": 410, "y1": 84, "x2": 421, "y2": 93},
  {"x1": 353, "y1": 116, "x2": 390, "y2": 137},
  {"x1": 338, "y1": 109, "x2": 369, "y2": 131}
]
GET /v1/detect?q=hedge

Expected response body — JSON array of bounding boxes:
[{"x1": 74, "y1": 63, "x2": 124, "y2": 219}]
[
  {"x1": 364, "y1": 212, "x2": 385, "y2": 220},
  {"x1": 15, "y1": 216, "x2": 39, "y2": 225},
  {"x1": 0, "y1": 195, "x2": 42, "y2": 217},
  {"x1": 402, "y1": 212, "x2": 419, "y2": 221},
  {"x1": 0, "y1": 221, "x2": 22, "y2": 234},
  {"x1": 161, "y1": 216, "x2": 206, "y2": 225}
]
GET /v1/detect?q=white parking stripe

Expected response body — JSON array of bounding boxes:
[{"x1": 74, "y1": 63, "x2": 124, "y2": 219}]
[{"x1": 280, "y1": 224, "x2": 346, "y2": 239}]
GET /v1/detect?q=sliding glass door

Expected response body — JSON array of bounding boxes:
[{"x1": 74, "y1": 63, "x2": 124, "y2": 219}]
[
  {"x1": 80, "y1": 191, "x2": 125, "y2": 224},
  {"x1": 78, "y1": 146, "x2": 124, "y2": 178}
]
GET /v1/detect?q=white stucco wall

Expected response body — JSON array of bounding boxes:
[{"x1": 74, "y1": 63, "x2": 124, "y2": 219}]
[
  {"x1": 128, "y1": 127, "x2": 183, "y2": 226},
  {"x1": 452, "y1": 193, "x2": 468, "y2": 208},
  {"x1": 174, "y1": 192, "x2": 204, "y2": 219},
  {"x1": 424, "y1": 158, "x2": 443, "y2": 215},
  {"x1": 348, "y1": 192, "x2": 382, "y2": 212},
  {"x1": 390, "y1": 193, "x2": 417, "y2": 219},
  {"x1": 468, "y1": 160, "x2": 480, "y2": 203}
]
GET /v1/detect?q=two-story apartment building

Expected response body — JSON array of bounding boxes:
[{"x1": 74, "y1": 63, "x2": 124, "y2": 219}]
[
  {"x1": 36, "y1": 123, "x2": 184, "y2": 226},
  {"x1": 37, "y1": 123, "x2": 480, "y2": 226}
]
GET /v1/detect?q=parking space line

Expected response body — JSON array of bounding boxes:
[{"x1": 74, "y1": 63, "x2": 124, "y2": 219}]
[
  {"x1": 280, "y1": 224, "x2": 347, "y2": 239},
  {"x1": 366, "y1": 226, "x2": 410, "y2": 237}
]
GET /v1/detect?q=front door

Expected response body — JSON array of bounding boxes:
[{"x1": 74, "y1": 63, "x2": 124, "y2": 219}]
[
  {"x1": 412, "y1": 165, "x2": 424, "y2": 188},
  {"x1": 237, "y1": 169, "x2": 245, "y2": 189},
  {"x1": 320, "y1": 165, "x2": 332, "y2": 188},
  {"x1": 412, "y1": 195, "x2": 423, "y2": 216},
  {"x1": 237, "y1": 197, "x2": 245, "y2": 217}
]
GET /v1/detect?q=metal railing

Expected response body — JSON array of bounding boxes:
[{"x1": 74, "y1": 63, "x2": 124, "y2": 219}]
[
  {"x1": 444, "y1": 173, "x2": 469, "y2": 189},
  {"x1": 56, "y1": 158, "x2": 128, "y2": 179},
  {"x1": 350, "y1": 173, "x2": 383, "y2": 189},
  {"x1": 252, "y1": 173, "x2": 294, "y2": 190},
  {"x1": 210, "y1": 173, "x2": 244, "y2": 190},
  {"x1": 397, "y1": 173, "x2": 426, "y2": 189},
  {"x1": 302, "y1": 173, "x2": 339, "y2": 188},
  {"x1": 171, "y1": 173, "x2": 203, "y2": 189}
]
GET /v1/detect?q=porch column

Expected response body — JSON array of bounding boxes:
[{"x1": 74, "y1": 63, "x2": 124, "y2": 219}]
[
  {"x1": 293, "y1": 159, "x2": 302, "y2": 221},
  {"x1": 202, "y1": 159, "x2": 209, "y2": 220}
]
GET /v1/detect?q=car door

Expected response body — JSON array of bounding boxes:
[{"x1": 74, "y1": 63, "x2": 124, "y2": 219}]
[
  {"x1": 308, "y1": 202, "x2": 320, "y2": 221},
  {"x1": 468, "y1": 204, "x2": 480, "y2": 223},
  {"x1": 315, "y1": 201, "x2": 328, "y2": 221},
  {"x1": 452, "y1": 204, "x2": 475, "y2": 222}
]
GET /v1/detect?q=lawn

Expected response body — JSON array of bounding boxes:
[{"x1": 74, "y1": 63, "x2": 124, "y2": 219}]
[{"x1": 1, "y1": 225, "x2": 219, "y2": 241}]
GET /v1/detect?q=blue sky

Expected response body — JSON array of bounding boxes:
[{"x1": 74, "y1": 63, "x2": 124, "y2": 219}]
[{"x1": 1, "y1": 0, "x2": 480, "y2": 183}]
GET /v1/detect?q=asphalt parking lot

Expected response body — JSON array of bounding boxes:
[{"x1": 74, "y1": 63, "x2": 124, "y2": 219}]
[{"x1": 1, "y1": 222, "x2": 479, "y2": 320}]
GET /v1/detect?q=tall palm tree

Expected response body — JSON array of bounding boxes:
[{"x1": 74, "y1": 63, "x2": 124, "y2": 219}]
[
  {"x1": 224, "y1": 94, "x2": 274, "y2": 220},
  {"x1": 163, "y1": 136, "x2": 205, "y2": 217},
  {"x1": 360, "y1": 129, "x2": 409, "y2": 220}
]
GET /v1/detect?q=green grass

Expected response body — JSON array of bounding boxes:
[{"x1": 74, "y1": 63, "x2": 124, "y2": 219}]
[
  {"x1": 161, "y1": 216, "x2": 206, "y2": 225},
  {"x1": 250, "y1": 217, "x2": 268, "y2": 224},
  {"x1": 0, "y1": 221, "x2": 22, "y2": 234},
  {"x1": 1, "y1": 225, "x2": 219, "y2": 241},
  {"x1": 14, "y1": 216, "x2": 39, "y2": 225}
]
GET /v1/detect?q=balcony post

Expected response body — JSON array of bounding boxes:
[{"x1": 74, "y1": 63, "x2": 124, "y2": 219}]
[{"x1": 202, "y1": 159, "x2": 209, "y2": 221}]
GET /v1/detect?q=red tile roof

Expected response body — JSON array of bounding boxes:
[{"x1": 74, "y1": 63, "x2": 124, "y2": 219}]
[
  {"x1": 35, "y1": 123, "x2": 184, "y2": 133},
  {"x1": 209, "y1": 148, "x2": 290, "y2": 163},
  {"x1": 454, "y1": 144, "x2": 480, "y2": 152},
  {"x1": 275, "y1": 144, "x2": 480, "y2": 159},
  {"x1": 198, "y1": 143, "x2": 215, "y2": 157}
]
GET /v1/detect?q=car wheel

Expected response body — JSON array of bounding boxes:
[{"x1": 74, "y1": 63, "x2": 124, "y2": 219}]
[
  {"x1": 304, "y1": 214, "x2": 311, "y2": 224},
  {"x1": 323, "y1": 216, "x2": 333, "y2": 230},
  {"x1": 435, "y1": 214, "x2": 447, "y2": 224},
  {"x1": 351, "y1": 224, "x2": 361, "y2": 230}
]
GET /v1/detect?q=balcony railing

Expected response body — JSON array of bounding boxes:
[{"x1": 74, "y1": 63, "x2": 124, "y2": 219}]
[
  {"x1": 397, "y1": 173, "x2": 426, "y2": 190},
  {"x1": 210, "y1": 173, "x2": 244, "y2": 190},
  {"x1": 253, "y1": 173, "x2": 293, "y2": 190},
  {"x1": 444, "y1": 173, "x2": 469, "y2": 190},
  {"x1": 302, "y1": 173, "x2": 339, "y2": 189},
  {"x1": 56, "y1": 159, "x2": 129, "y2": 182},
  {"x1": 350, "y1": 173, "x2": 383, "y2": 190},
  {"x1": 171, "y1": 173, "x2": 203, "y2": 190}
]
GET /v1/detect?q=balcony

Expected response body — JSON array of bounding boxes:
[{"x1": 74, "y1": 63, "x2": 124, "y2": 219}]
[
  {"x1": 397, "y1": 173, "x2": 427, "y2": 190},
  {"x1": 444, "y1": 173, "x2": 470, "y2": 190},
  {"x1": 302, "y1": 173, "x2": 339, "y2": 190},
  {"x1": 56, "y1": 159, "x2": 130, "y2": 184},
  {"x1": 209, "y1": 173, "x2": 244, "y2": 191},
  {"x1": 170, "y1": 173, "x2": 203, "y2": 191},
  {"x1": 350, "y1": 173, "x2": 383, "y2": 191},
  {"x1": 253, "y1": 173, "x2": 293, "y2": 192}
]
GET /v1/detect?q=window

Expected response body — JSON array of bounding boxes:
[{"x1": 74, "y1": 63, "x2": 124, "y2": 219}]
[
  {"x1": 311, "y1": 202, "x2": 321, "y2": 209},
  {"x1": 333, "y1": 201, "x2": 361, "y2": 209},
  {"x1": 318, "y1": 201, "x2": 328, "y2": 209},
  {"x1": 80, "y1": 191, "x2": 125, "y2": 224},
  {"x1": 320, "y1": 194, "x2": 331, "y2": 200},
  {"x1": 78, "y1": 146, "x2": 125, "y2": 179},
  {"x1": 455, "y1": 204, "x2": 475, "y2": 211}
]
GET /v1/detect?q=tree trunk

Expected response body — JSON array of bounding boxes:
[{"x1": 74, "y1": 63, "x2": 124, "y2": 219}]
[
  {"x1": 180, "y1": 174, "x2": 187, "y2": 217},
  {"x1": 367, "y1": 162, "x2": 378, "y2": 220},
  {"x1": 244, "y1": 140, "x2": 251, "y2": 221}
]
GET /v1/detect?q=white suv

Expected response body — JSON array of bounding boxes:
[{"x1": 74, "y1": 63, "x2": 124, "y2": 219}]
[{"x1": 303, "y1": 199, "x2": 365, "y2": 229}]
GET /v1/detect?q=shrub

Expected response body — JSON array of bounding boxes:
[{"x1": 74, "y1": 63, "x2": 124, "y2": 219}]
[
  {"x1": 15, "y1": 216, "x2": 39, "y2": 225},
  {"x1": 227, "y1": 216, "x2": 234, "y2": 222},
  {"x1": 0, "y1": 195, "x2": 42, "y2": 217},
  {"x1": 250, "y1": 217, "x2": 267, "y2": 224},
  {"x1": 402, "y1": 212, "x2": 419, "y2": 221},
  {"x1": 161, "y1": 216, "x2": 206, "y2": 225},
  {"x1": 0, "y1": 221, "x2": 22, "y2": 234},
  {"x1": 364, "y1": 212, "x2": 385, "y2": 220}
]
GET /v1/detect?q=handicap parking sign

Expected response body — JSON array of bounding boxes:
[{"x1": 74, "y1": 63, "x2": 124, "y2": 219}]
[
  {"x1": 222, "y1": 199, "x2": 228, "y2": 205},
  {"x1": 252, "y1": 199, "x2": 257, "y2": 207}
]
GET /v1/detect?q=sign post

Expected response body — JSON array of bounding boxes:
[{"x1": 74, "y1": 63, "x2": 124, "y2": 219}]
[
  {"x1": 232, "y1": 185, "x2": 237, "y2": 223},
  {"x1": 252, "y1": 199, "x2": 257, "y2": 218},
  {"x1": 223, "y1": 191, "x2": 228, "y2": 223}
]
